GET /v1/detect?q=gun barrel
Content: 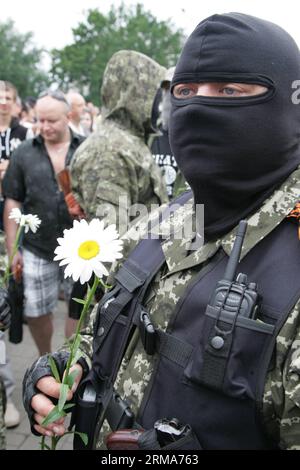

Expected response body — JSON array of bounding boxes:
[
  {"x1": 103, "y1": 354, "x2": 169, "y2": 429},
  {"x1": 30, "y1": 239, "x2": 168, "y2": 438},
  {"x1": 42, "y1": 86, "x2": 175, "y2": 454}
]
[{"x1": 223, "y1": 220, "x2": 247, "y2": 282}]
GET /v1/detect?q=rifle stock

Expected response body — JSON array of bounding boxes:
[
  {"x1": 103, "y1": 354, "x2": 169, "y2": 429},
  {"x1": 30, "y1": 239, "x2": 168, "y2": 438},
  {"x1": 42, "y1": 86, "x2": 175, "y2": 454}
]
[{"x1": 56, "y1": 168, "x2": 71, "y2": 196}]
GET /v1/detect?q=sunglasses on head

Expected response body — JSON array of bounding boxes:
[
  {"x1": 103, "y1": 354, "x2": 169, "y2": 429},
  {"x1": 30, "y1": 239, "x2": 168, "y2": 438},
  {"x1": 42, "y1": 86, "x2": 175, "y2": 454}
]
[{"x1": 38, "y1": 90, "x2": 68, "y2": 105}]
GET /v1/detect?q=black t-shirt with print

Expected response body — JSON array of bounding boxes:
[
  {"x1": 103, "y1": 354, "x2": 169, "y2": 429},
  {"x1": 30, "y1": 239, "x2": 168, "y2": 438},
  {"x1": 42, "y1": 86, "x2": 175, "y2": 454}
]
[{"x1": 0, "y1": 118, "x2": 29, "y2": 160}]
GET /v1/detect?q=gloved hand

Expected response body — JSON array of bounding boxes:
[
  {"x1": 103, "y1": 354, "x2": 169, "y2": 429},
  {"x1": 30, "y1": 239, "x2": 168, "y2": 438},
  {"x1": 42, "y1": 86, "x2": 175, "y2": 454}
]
[
  {"x1": 23, "y1": 351, "x2": 89, "y2": 436},
  {"x1": 65, "y1": 192, "x2": 86, "y2": 219},
  {"x1": 23, "y1": 351, "x2": 69, "y2": 435},
  {"x1": 0, "y1": 287, "x2": 11, "y2": 331}
]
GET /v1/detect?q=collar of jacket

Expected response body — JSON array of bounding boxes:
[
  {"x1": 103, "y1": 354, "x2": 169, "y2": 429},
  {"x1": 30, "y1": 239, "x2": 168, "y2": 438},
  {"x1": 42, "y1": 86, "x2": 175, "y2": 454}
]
[
  {"x1": 33, "y1": 127, "x2": 83, "y2": 148},
  {"x1": 155, "y1": 166, "x2": 300, "y2": 276}
]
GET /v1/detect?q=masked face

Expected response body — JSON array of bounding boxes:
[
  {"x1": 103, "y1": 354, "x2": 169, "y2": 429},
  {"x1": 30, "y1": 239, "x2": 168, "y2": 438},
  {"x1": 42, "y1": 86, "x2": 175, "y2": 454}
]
[{"x1": 169, "y1": 13, "x2": 300, "y2": 239}]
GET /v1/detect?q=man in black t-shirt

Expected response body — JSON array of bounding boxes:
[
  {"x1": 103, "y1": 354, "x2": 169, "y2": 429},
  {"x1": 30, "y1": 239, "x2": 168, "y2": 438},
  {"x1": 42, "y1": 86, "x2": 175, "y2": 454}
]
[{"x1": 3, "y1": 91, "x2": 85, "y2": 356}]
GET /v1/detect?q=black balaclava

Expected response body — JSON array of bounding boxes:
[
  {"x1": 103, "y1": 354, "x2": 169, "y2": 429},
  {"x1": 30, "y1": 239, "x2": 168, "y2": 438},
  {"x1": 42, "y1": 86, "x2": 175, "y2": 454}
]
[{"x1": 169, "y1": 13, "x2": 300, "y2": 240}]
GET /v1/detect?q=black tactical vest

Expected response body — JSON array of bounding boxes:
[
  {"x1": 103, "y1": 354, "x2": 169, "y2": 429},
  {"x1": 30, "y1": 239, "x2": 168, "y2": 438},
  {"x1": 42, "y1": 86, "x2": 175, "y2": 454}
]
[{"x1": 85, "y1": 194, "x2": 300, "y2": 450}]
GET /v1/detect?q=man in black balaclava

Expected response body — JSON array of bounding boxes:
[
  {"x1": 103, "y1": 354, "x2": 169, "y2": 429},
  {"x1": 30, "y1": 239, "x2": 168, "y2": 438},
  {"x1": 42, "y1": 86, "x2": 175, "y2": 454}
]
[
  {"x1": 23, "y1": 14, "x2": 300, "y2": 450},
  {"x1": 170, "y1": 12, "x2": 300, "y2": 239}
]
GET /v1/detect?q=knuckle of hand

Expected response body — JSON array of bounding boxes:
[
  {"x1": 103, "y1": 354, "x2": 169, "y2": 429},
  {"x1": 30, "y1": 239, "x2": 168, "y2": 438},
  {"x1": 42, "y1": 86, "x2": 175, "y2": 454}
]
[{"x1": 31, "y1": 393, "x2": 42, "y2": 407}]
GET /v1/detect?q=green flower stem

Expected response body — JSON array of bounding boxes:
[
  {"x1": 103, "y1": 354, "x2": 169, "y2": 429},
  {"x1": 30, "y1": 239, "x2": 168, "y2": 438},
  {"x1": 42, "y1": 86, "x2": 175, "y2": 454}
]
[
  {"x1": 44, "y1": 275, "x2": 101, "y2": 450},
  {"x1": 2, "y1": 224, "x2": 24, "y2": 287},
  {"x1": 51, "y1": 436, "x2": 59, "y2": 450},
  {"x1": 62, "y1": 275, "x2": 100, "y2": 386},
  {"x1": 40, "y1": 436, "x2": 46, "y2": 450}
]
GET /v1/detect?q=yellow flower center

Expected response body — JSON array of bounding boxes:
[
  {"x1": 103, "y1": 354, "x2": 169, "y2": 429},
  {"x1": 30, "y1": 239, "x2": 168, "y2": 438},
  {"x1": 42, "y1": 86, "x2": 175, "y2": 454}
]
[{"x1": 78, "y1": 240, "x2": 100, "y2": 260}]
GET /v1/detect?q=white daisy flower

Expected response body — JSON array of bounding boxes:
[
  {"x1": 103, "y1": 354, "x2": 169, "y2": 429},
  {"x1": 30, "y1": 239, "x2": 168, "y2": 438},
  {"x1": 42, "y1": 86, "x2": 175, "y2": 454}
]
[
  {"x1": 24, "y1": 214, "x2": 41, "y2": 233},
  {"x1": 54, "y1": 219, "x2": 123, "y2": 284},
  {"x1": 8, "y1": 208, "x2": 23, "y2": 224},
  {"x1": 9, "y1": 208, "x2": 41, "y2": 233}
]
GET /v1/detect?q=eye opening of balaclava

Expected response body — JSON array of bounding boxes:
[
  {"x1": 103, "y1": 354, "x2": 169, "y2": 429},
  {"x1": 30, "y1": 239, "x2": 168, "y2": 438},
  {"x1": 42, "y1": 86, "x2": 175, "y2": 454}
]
[
  {"x1": 169, "y1": 13, "x2": 300, "y2": 240},
  {"x1": 171, "y1": 73, "x2": 275, "y2": 107}
]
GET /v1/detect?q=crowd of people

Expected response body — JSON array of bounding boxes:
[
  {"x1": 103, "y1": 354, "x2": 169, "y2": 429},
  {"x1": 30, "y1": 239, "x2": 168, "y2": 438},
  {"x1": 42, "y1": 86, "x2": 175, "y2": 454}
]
[{"x1": 1, "y1": 11, "x2": 300, "y2": 451}]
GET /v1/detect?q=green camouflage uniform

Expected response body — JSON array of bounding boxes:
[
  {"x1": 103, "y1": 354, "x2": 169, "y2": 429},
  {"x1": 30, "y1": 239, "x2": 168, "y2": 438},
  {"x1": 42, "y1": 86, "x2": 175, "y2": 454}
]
[
  {"x1": 70, "y1": 50, "x2": 168, "y2": 234},
  {"x1": 74, "y1": 165, "x2": 300, "y2": 450}
]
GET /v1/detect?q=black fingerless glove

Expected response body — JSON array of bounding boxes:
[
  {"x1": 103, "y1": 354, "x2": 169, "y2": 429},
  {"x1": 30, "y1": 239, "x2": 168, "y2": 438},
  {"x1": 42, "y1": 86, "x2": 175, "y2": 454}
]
[
  {"x1": 23, "y1": 351, "x2": 69, "y2": 435},
  {"x1": 23, "y1": 351, "x2": 89, "y2": 436}
]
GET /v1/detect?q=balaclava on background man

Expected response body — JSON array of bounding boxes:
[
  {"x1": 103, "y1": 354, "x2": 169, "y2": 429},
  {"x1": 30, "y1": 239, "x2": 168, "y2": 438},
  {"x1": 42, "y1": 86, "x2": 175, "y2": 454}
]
[
  {"x1": 169, "y1": 13, "x2": 300, "y2": 239},
  {"x1": 151, "y1": 67, "x2": 179, "y2": 199}
]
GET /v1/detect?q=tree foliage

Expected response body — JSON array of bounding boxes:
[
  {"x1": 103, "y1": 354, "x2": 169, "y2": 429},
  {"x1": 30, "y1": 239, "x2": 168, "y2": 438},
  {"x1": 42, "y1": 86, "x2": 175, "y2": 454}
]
[
  {"x1": 0, "y1": 20, "x2": 49, "y2": 98},
  {"x1": 50, "y1": 3, "x2": 185, "y2": 104}
]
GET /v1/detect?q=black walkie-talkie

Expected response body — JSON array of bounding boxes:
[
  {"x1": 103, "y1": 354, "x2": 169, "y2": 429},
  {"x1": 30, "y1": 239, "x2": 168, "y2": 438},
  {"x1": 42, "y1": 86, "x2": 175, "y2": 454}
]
[
  {"x1": 209, "y1": 220, "x2": 260, "y2": 319},
  {"x1": 190, "y1": 221, "x2": 263, "y2": 392}
]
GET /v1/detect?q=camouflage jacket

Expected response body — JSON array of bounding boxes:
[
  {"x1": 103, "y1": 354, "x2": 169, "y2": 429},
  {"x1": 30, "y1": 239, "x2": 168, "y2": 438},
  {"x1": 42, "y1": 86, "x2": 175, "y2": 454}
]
[
  {"x1": 75, "y1": 166, "x2": 300, "y2": 450},
  {"x1": 70, "y1": 50, "x2": 168, "y2": 235}
]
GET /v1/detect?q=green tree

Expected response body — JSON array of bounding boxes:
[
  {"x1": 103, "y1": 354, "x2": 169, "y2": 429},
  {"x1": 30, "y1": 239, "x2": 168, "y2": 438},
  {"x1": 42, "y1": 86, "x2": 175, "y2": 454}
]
[
  {"x1": 0, "y1": 20, "x2": 49, "y2": 98},
  {"x1": 50, "y1": 3, "x2": 185, "y2": 104}
]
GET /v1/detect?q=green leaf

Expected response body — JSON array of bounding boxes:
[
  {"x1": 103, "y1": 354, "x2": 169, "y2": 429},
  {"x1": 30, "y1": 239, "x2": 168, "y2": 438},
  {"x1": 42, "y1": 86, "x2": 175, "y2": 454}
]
[
  {"x1": 48, "y1": 355, "x2": 61, "y2": 384},
  {"x1": 74, "y1": 431, "x2": 88, "y2": 446},
  {"x1": 72, "y1": 297, "x2": 86, "y2": 305},
  {"x1": 58, "y1": 384, "x2": 70, "y2": 412},
  {"x1": 66, "y1": 369, "x2": 79, "y2": 389},
  {"x1": 55, "y1": 430, "x2": 88, "y2": 446},
  {"x1": 72, "y1": 334, "x2": 82, "y2": 356},
  {"x1": 99, "y1": 279, "x2": 112, "y2": 290},
  {"x1": 71, "y1": 350, "x2": 83, "y2": 367},
  {"x1": 42, "y1": 405, "x2": 66, "y2": 426},
  {"x1": 40, "y1": 436, "x2": 50, "y2": 450},
  {"x1": 63, "y1": 403, "x2": 75, "y2": 411},
  {"x1": 51, "y1": 436, "x2": 60, "y2": 450}
]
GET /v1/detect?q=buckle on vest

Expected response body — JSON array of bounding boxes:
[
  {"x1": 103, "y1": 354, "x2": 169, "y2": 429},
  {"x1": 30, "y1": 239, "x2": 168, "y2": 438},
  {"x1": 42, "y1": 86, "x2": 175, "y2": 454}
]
[{"x1": 139, "y1": 309, "x2": 156, "y2": 355}]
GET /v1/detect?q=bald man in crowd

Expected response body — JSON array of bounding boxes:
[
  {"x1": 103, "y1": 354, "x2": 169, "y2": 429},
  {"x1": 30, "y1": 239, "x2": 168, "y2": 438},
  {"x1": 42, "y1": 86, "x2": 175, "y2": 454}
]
[
  {"x1": 2, "y1": 91, "x2": 85, "y2": 355},
  {"x1": 66, "y1": 91, "x2": 86, "y2": 136}
]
